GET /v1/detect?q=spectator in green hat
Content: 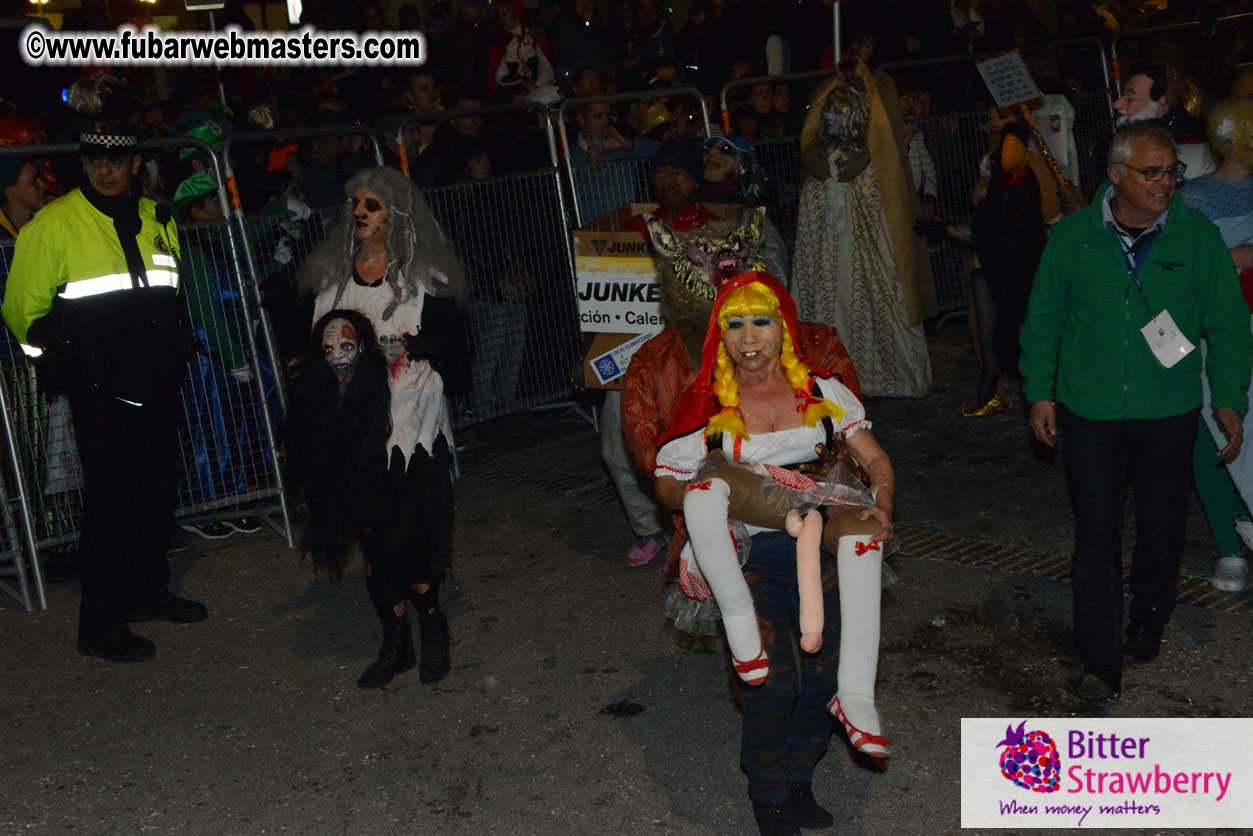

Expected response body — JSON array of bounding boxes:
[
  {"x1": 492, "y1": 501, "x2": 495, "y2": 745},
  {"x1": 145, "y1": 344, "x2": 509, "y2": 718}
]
[
  {"x1": 174, "y1": 170, "x2": 245, "y2": 373},
  {"x1": 180, "y1": 120, "x2": 226, "y2": 175}
]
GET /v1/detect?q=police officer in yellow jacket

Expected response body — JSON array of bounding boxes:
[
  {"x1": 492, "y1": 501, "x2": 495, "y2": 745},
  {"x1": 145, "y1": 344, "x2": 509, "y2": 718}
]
[{"x1": 2, "y1": 120, "x2": 203, "y2": 663}]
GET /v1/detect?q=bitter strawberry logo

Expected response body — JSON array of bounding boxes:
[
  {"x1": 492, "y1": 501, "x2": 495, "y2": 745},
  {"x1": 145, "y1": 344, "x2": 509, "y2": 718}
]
[{"x1": 996, "y1": 720, "x2": 1061, "y2": 793}]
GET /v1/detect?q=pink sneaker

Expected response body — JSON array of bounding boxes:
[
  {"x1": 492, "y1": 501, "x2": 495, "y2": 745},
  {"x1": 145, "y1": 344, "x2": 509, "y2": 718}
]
[{"x1": 627, "y1": 533, "x2": 666, "y2": 567}]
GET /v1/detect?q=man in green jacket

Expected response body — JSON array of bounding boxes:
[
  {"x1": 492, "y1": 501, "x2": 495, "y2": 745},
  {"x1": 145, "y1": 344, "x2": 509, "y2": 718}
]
[{"x1": 1020, "y1": 123, "x2": 1253, "y2": 700}]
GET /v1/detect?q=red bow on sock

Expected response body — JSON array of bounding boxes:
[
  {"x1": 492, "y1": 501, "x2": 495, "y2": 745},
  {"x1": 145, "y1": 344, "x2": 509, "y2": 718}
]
[{"x1": 854, "y1": 540, "x2": 880, "y2": 555}]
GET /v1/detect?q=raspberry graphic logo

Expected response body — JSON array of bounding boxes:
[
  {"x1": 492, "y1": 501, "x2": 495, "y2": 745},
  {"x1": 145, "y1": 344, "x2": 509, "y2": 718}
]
[{"x1": 996, "y1": 720, "x2": 1061, "y2": 793}]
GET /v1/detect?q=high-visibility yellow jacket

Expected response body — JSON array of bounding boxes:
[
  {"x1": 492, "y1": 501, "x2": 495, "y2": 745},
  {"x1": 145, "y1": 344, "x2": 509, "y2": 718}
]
[
  {"x1": 1, "y1": 189, "x2": 189, "y2": 403},
  {"x1": 2, "y1": 189, "x2": 180, "y2": 345}
]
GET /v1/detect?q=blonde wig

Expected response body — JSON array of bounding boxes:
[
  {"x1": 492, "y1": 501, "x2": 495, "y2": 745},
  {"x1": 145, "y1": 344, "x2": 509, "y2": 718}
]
[{"x1": 706, "y1": 281, "x2": 845, "y2": 441}]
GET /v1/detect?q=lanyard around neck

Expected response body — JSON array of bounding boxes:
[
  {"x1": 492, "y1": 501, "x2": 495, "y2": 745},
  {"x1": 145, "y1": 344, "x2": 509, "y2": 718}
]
[{"x1": 1117, "y1": 228, "x2": 1158, "y2": 319}]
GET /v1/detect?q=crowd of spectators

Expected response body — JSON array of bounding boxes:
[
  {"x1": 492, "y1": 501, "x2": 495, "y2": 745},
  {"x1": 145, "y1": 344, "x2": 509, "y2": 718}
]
[
  {"x1": 0, "y1": 2, "x2": 1250, "y2": 204},
  {"x1": 3, "y1": 0, "x2": 1253, "y2": 224},
  {"x1": 2, "y1": 0, "x2": 1253, "y2": 403}
]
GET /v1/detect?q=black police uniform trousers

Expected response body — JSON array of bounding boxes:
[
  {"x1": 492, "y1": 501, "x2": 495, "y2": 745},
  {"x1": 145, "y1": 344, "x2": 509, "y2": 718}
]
[{"x1": 66, "y1": 379, "x2": 181, "y2": 639}]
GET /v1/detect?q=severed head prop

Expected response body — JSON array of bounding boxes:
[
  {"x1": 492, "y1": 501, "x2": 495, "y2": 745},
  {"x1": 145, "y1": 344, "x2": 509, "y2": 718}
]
[{"x1": 322, "y1": 316, "x2": 362, "y2": 386}]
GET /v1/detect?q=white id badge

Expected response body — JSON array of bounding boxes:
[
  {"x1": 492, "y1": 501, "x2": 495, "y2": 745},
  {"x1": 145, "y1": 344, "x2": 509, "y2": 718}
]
[{"x1": 1140, "y1": 309, "x2": 1196, "y2": 368}]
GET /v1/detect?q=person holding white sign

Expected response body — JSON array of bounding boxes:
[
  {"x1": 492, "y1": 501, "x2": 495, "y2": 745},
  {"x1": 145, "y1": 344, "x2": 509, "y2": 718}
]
[{"x1": 1019, "y1": 124, "x2": 1252, "y2": 701}]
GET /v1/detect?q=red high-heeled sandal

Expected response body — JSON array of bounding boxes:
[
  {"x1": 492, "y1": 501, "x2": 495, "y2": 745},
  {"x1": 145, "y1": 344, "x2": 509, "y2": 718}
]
[
  {"x1": 731, "y1": 648, "x2": 769, "y2": 685},
  {"x1": 827, "y1": 695, "x2": 889, "y2": 758}
]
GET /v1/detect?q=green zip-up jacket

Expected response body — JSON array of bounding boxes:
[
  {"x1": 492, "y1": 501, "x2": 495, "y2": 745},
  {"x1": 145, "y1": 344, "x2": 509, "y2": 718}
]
[{"x1": 1020, "y1": 181, "x2": 1253, "y2": 420}]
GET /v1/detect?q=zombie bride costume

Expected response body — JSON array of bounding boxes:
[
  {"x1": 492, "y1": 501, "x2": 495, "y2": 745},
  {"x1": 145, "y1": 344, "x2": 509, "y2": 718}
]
[{"x1": 299, "y1": 166, "x2": 469, "y2": 689}]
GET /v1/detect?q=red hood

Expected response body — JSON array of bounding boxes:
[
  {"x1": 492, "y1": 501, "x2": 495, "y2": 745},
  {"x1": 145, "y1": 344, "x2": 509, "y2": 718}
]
[{"x1": 657, "y1": 271, "x2": 830, "y2": 449}]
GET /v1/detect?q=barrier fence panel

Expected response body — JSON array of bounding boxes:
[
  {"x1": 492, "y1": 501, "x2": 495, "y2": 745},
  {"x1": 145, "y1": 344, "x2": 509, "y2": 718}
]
[
  {"x1": 175, "y1": 218, "x2": 288, "y2": 527},
  {"x1": 0, "y1": 137, "x2": 294, "y2": 610},
  {"x1": 0, "y1": 441, "x2": 35, "y2": 609},
  {"x1": 222, "y1": 125, "x2": 386, "y2": 419},
  {"x1": 0, "y1": 315, "x2": 45, "y2": 610},
  {"x1": 237, "y1": 181, "x2": 580, "y2": 434},
  {"x1": 906, "y1": 109, "x2": 989, "y2": 314},
  {"x1": 422, "y1": 169, "x2": 582, "y2": 426},
  {"x1": 1073, "y1": 88, "x2": 1116, "y2": 197},
  {"x1": 237, "y1": 205, "x2": 337, "y2": 377},
  {"x1": 559, "y1": 89, "x2": 712, "y2": 227},
  {"x1": 568, "y1": 157, "x2": 653, "y2": 229},
  {"x1": 750, "y1": 135, "x2": 804, "y2": 256},
  {"x1": 0, "y1": 218, "x2": 290, "y2": 594}
]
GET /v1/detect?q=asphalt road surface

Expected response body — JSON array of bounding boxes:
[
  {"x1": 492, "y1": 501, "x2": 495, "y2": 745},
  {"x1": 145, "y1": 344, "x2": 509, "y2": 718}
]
[{"x1": 3, "y1": 323, "x2": 1250, "y2": 835}]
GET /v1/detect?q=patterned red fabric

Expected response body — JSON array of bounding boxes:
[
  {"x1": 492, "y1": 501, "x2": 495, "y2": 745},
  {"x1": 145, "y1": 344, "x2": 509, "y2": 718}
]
[
  {"x1": 622, "y1": 204, "x2": 718, "y2": 234},
  {"x1": 678, "y1": 553, "x2": 713, "y2": 601},
  {"x1": 621, "y1": 318, "x2": 863, "y2": 575}
]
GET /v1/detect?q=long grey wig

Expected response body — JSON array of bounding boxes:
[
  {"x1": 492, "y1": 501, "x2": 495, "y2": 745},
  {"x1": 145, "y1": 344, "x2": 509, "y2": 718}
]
[{"x1": 300, "y1": 166, "x2": 468, "y2": 320}]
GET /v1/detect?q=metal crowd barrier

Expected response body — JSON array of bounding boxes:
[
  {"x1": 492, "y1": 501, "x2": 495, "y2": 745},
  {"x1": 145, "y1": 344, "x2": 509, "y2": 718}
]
[
  {"x1": 0, "y1": 138, "x2": 293, "y2": 611},
  {"x1": 558, "y1": 88, "x2": 712, "y2": 227},
  {"x1": 396, "y1": 101, "x2": 561, "y2": 176},
  {"x1": 221, "y1": 124, "x2": 386, "y2": 416},
  {"x1": 422, "y1": 170, "x2": 582, "y2": 427},
  {"x1": 222, "y1": 110, "x2": 583, "y2": 432},
  {"x1": 719, "y1": 70, "x2": 833, "y2": 134}
]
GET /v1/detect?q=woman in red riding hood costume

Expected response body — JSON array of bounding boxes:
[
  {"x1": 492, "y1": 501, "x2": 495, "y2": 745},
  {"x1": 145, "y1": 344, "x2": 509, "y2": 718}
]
[{"x1": 654, "y1": 271, "x2": 896, "y2": 832}]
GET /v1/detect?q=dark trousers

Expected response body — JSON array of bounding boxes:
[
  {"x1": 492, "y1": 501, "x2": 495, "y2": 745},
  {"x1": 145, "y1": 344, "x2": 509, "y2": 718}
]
[
  {"x1": 1058, "y1": 405, "x2": 1198, "y2": 676},
  {"x1": 68, "y1": 384, "x2": 180, "y2": 637},
  {"x1": 358, "y1": 436, "x2": 455, "y2": 614},
  {"x1": 740, "y1": 532, "x2": 841, "y2": 804}
]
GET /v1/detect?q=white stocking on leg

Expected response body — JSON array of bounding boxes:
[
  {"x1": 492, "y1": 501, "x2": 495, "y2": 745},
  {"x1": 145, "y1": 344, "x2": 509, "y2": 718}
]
[
  {"x1": 828, "y1": 533, "x2": 888, "y2": 757},
  {"x1": 684, "y1": 478, "x2": 768, "y2": 685}
]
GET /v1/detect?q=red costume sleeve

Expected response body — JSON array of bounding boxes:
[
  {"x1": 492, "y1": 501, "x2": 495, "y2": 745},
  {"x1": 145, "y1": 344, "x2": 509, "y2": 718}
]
[{"x1": 621, "y1": 327, "x2": 694, "y2": 476}]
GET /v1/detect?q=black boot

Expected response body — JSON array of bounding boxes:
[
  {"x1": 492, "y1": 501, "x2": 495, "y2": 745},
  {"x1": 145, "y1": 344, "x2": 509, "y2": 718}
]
[
  {"x1": 751, "y1": 800, "x2": 801, "y2": 836},
  {"x1": 357, "y1": 613, "x2": 416, "y2": 689},
  {"x1": 417, "y1": 610, "x2": 451, "y2": 684},
  {"x1": 782, "y1": 782, "x2": 834, "y2": 829}
]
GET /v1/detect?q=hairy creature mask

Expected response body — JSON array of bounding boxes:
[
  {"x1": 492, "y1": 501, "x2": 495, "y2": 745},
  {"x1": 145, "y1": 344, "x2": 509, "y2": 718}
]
[{"x1": 643, "y1": 206, "x2": 774, "y2": 359}]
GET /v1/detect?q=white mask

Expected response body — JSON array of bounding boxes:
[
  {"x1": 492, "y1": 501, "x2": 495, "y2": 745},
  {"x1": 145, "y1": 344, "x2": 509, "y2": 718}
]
[{"x1": 322, "y1": 317, "x2": 361, "y2": 386}]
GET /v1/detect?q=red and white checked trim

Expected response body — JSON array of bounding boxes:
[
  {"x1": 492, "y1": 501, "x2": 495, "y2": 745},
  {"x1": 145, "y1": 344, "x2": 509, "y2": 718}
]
[
  {"x1": 678, "y1": 555, "x2": 712, "y2": 602},
  {"x1": 761, "y1": 463, "x2": 822, "y2": 492},
  {"x1": 759, "y1": 463, "x2": 866, "y2": 506}
]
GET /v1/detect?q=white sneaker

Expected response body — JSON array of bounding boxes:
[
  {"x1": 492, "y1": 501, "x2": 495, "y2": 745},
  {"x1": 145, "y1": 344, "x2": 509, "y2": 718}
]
[
  {"x1": 1212, "y1": 555, "x2": 1249, "y2": 593},
  {"x1": 1234, "y1": 517, "x2": 1253, "y2": 552}
]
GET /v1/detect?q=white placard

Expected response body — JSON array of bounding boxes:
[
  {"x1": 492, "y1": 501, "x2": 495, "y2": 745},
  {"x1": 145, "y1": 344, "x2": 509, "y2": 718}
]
[
  {"x1": 977, "y1": 51, "x2": 1043, "y2": 108},
  {"x1": 961, "y1": 718, "x2": 1253, "y2": 828},
  {"x1": 575, "y1": 270, "x2": 665, "y2": 334},
  {"x1": 589, "y1": 331, "x2": 658, "y2": 385}
]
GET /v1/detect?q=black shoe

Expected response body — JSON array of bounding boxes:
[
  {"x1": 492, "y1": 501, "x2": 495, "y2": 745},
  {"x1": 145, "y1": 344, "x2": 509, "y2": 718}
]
[
  {"x1": 782, "y1": 782, "x2": 833, "y2": 830},
  {"x1": 41, "y1": 547, "x2": 80, "y2": 584},
  {"x1": 125, "y1": 594, "x2": 209, "y2": 624},
  {"x1": 78, "y1": 625, "x2": 156, "y2": 663},
  {"x1": 226, "y1": 518, "x2": 264, "y2": 534},
  {"x1": 1075, "y1": 668, "x2": 1121, "y2": 700},
  {"x1": 417, "y1": 611, "x2": 451, "y2": 684},
  {"x1": 751, "y1": 800, "x2": 801, "y2": 836},
  {"x1": 179, "y1": 521, "x2": 234, "y2": 540},
  {"x1": 1124, "y1": 621, "x2": 1163, "y2": 663},
  {"x1": 358, "y1": 616, "x2": 416, "y2": 689}
]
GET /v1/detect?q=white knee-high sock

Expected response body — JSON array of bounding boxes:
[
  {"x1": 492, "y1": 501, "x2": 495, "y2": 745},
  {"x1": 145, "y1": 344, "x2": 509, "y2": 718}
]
[
  {"x1": 832, "y1": 533, "x2": 887, "y2": 756},
  {"x1": 684, "y1": 478, "x2": 767, "y2": 684}
]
